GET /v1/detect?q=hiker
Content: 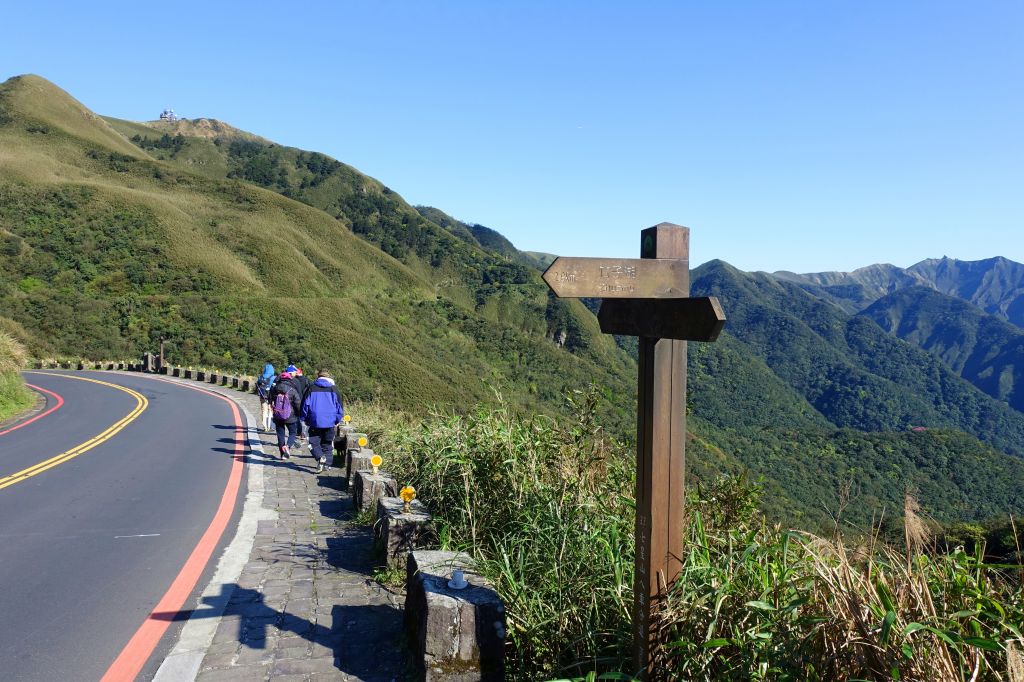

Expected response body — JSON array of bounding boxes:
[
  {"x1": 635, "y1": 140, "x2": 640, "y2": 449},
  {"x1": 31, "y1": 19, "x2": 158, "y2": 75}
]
[
  {"x1": 255, "y1": 361, "x2": 276, "y2": 432},
  {"x1": 300, "y1": 369, "x2": 344, "y2": 473},
  {"x1": 269, "y1": 371, "x2": 303, "y2": 459},
  {"x1": 287, "y1": 363, "x2": 311, "y2": 445}
]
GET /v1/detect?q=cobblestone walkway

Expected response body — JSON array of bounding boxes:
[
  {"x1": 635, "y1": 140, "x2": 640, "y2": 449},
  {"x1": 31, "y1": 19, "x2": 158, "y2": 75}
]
[{"x1": 192, "y1": 407, "x2": 407, "y2": 681}]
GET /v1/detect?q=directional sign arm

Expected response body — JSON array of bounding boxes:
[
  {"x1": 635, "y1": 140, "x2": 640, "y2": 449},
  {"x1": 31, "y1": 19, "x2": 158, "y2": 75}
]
[
  {"x1": 597, "y1": 296, "x2": 726, "y2": 341},
  {"x1": 542, "y1": 257, "x2": 689, "y2": 299}
]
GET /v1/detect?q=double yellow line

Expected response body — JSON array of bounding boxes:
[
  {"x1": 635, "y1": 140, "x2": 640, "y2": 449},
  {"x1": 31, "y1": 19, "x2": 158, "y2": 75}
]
[{"x1": 0, "y1": 373, "x2": 148, "y2": 491}]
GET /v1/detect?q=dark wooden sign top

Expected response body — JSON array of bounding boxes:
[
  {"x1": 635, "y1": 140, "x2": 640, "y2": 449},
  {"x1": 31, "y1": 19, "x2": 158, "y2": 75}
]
[{"x1": 542, "y1": 257, "x2": 690, "y2": 299}]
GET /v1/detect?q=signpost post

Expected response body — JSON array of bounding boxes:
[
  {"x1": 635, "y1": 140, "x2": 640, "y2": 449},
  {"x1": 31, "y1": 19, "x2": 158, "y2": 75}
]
[{"x1": 542, "y1": 223, "x2": 725, "y2": 679}]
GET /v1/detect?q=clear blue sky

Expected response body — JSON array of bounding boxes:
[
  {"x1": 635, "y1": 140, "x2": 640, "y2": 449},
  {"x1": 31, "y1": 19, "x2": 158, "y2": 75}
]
[{"x1": 2, "y1": 1, "x2": 1021, "y2": 272}]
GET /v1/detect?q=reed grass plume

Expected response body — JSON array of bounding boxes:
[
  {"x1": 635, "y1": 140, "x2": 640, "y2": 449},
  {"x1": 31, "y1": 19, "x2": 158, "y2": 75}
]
[
  {"x1": 360, "y1": 393, "x2": 1024, "y2": 681},
  {"x1": 0, "y1": 331, "x2": 28, "y2": 373}
]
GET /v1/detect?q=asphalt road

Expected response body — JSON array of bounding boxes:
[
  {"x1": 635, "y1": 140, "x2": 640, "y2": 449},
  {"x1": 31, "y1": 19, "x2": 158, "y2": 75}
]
[{"x1": 0, "y1": 371, "x2": 247, "y2": 681}]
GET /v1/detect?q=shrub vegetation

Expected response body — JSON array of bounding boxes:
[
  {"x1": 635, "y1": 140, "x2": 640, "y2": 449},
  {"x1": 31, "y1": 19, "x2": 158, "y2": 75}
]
[
  {"x1": 0, "y1": 331, "x2": 32, "y2": 422},
  {"x1": 361, "y1": 395, "x2": 1024, "y2": 681}
]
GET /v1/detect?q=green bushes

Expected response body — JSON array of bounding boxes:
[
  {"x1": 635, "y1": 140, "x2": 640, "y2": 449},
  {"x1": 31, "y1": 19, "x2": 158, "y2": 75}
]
[
  {"x1": 0, "y1": 331, "x2": 32, "y2": 421},
  {"x1": 361, "y1": 397, "x2": 1024, "y2": 681},
  {"x1": 362, "y1": 390, "x2": 637, "y2": 679}
]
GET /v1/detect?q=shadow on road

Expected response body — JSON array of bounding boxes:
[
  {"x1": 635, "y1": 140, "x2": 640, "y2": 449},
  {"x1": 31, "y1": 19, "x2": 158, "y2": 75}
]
[{"x1": 152, "y1": 584, "x2": 403, "y2": 678}]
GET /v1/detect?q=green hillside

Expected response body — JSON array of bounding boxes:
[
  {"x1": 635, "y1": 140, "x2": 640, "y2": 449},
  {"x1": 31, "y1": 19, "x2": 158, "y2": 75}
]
[
  {"x1": 684, "y1": 302, "x2": 1024, "y2": 528},
  {"x1": 103, "y1": 113, "x2": 618, "y2": 362},
  {"x1": 413, "y1": 206, "x2": 522, "y2": 260},
  {"x1": 0, "y1": 74, "x2": 635, "y2": 418},
  {"x1": 521, "y1": 251, "x2": 557, "y2": 269},
  {"x1": 861, "y1": 286, "x2": 1024, "y2": 412},
  {"x1": 103, "y1": 114, "x2": 597, "y2": 339},
  {"x1": 693, "y1": 260, "x2": 1024, "y2": 456},
  {"x1": 5, "y1": 74, "x2": 1024, "y2": 533}
]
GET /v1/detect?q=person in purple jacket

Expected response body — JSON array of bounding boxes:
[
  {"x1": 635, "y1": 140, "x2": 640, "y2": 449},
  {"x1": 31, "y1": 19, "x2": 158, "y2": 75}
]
[{"x1": 300, "y1": 369, "x2": 345, "y2": 473}]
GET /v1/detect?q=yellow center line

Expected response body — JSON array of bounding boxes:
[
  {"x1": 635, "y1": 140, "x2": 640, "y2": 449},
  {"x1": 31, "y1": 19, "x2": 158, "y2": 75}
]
[{"x1": 0, "y1": 372, "x2": 149, "y2": 491}]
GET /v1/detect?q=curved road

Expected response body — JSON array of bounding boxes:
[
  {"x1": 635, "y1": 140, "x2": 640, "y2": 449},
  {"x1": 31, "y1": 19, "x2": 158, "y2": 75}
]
[{"x1": 0, "y1": 371, "x2": 248, "y2": 681}]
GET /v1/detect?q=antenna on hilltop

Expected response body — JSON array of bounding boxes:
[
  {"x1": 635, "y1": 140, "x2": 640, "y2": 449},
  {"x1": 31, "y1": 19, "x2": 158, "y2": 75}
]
[{"x1": 159, "y1": 107, "x2": 178, "y2": 122}]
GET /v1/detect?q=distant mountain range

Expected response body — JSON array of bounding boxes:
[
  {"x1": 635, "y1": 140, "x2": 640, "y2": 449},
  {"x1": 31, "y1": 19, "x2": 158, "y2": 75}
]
[
  {"x1": 861, "y1": 287, "x2": 1024, "y2": 413},
  {"x1": 3, "y1": 73, "x2": 1024, "y2": 530},
  {"x1": 774, "y1": 257, "x2": 1024, "y2": 327},
  {"x1": 769, "y1": 258, "x2": 1024, "y2": 416}
]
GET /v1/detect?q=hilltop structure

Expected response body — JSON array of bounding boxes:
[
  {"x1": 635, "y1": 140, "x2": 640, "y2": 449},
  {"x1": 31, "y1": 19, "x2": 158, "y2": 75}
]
[{"x1": 158, "y1": 107, "x2": 177, "y2": 122}]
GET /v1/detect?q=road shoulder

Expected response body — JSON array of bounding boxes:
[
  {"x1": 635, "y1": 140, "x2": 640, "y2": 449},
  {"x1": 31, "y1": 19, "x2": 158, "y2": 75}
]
[{"x1": 151, "y1": 375, "x2": 406, "y2": 681}]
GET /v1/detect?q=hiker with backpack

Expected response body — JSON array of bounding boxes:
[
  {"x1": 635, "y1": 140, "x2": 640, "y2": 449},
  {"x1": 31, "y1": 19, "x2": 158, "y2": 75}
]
[
  {"x1": 287, "y1": 363, "x2": 311, "y2": 445},
  {"x1": 300, "y1": 369, "x2": 344, "y2": 473},
  {"x1": 269, "y1": 371, "x2": 303, "y2": 459},
  {"x1": 256, "y1": 361, "x2": 277, "y2": 432}
]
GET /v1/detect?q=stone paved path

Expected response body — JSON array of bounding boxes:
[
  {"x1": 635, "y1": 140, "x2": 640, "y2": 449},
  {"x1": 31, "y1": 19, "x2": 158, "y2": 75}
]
[{"x1": 187, "y1": 390, "x2": 408, "y2": 681}]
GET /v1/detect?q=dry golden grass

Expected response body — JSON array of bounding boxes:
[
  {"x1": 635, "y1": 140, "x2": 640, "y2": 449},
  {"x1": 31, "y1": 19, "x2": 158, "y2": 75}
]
[
  {"x1": 1, "y1": 74, "x2": 431, "y2": 301},
  {"x1": 657, "y1": 492, "x2": 1024, "y2": 681},
  {"x1": 3, "y1": 75, "x2": 143, "y2": 157},
  {"x1": 0, "y1": 332, "x2": 27, "y2": 373}
]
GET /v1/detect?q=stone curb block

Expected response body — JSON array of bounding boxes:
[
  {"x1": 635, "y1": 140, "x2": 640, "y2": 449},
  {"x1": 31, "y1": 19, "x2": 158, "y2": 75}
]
[
  {"x1": 405, "y1": 550, "x2": 506, "y2": 681},
  {"x1": 376, "y1": 497, "x2": 432, "y2": 568},
  {"x1": 354, "y1": 470, "x2": 397, "y2": 512},
  {"x1": 346, "y1": 448, "x2": 374, "y2": 488}
]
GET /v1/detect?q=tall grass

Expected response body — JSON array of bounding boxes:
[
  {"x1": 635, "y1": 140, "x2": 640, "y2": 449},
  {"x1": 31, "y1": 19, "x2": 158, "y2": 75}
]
[
  {"x1": 360, "y1": 395, "x2": 1024, "y2": 681},
  {"x1": 658, "y1": 486, "x2": 1024, "y2": 680},
  {"x1": 0, "y1": 331, "x2": 32, "y2": 422},
  {"x1": 363, "y1": 390, "x2": 637, "y2": 679}
]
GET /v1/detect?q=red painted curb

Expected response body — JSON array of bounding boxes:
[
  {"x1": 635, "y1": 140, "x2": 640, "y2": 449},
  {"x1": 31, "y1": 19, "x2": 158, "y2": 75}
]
[
  {"x1": 100, "y1": 377, "x2": 247, "y2": 682},
  {"x1": 0, "y1": 383, "x2": 64, "y2": 437}
]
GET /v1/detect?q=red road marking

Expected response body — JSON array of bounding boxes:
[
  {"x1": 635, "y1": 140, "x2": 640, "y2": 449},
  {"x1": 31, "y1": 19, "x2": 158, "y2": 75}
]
[
  {"x1": 0, "y1": 383, "x2": 64, "y2": 437},
  {"x1": 101, "y1": 377, "x2": 247, "y2": 682}
]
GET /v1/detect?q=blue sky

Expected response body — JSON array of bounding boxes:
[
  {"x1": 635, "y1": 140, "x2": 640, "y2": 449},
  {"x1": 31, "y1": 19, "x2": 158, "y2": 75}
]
[{"x1": 2, "y1": 1, "x2": 1021, "y2": 272}]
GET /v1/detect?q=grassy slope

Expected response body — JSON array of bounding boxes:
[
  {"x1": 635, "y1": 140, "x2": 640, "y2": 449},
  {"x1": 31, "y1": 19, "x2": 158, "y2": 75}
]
[
  {"x1": 103, "y1": 114, "x2": 607, "y2": 354},
  {"x1": 0, "y1": 75, "x2": 634, "y2": 419},
  {"x1": 7, "y1": 75, "x2": 1024, "y2": 531}
]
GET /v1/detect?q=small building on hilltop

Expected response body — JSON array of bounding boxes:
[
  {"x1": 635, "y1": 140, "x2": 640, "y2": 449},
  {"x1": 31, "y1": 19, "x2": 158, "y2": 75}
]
[{"x1": 159, "y1": 107, "x2": 178, "y2": 122}]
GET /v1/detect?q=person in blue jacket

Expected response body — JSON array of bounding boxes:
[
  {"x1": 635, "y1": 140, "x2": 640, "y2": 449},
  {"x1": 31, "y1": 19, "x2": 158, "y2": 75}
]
[
  {"x1": 256, "y1": 362, "x2": 276, "y2": 432},
  {"x1": 300, "y1": 369, "x2": 344, "y2": 473}
]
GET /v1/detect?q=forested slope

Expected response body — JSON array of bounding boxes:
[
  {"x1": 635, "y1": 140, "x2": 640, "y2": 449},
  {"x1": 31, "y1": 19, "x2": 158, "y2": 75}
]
[
  {"x1": 0, "y1": 75, "x2": 635, "y2": 418},
  {"x1": 860, "y1": 286, "x2": 1024, "y2": 413},
  {"x1": 5, "y1": 74, "x2": 1024, "y2": 532}
]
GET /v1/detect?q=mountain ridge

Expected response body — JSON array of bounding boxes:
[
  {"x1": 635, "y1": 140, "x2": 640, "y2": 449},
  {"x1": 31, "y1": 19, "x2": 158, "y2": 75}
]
[
  {"x1": 0, "y1": 74, "x2": 635, "y2": 421},
  {"x1": 774, "y1": 256, "x2": 1024, "y2": 327},
  {"x1": 860, "y1": 286, "x2": 1024, "y2": 412},
  {"x1": 5, "y1": 74, "x2": 1024, "y2": 531}
]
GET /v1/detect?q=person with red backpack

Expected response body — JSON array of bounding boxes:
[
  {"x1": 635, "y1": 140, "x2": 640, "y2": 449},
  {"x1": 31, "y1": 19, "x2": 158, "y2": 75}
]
[{"x1": 269, "y1": 371, "x2": 303, "y2": 459}]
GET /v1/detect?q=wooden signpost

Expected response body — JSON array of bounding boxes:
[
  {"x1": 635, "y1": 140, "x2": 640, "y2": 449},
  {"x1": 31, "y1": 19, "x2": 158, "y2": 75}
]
[{"x1": 542, "y1": 223, "x2": 725, "y2": 678}]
